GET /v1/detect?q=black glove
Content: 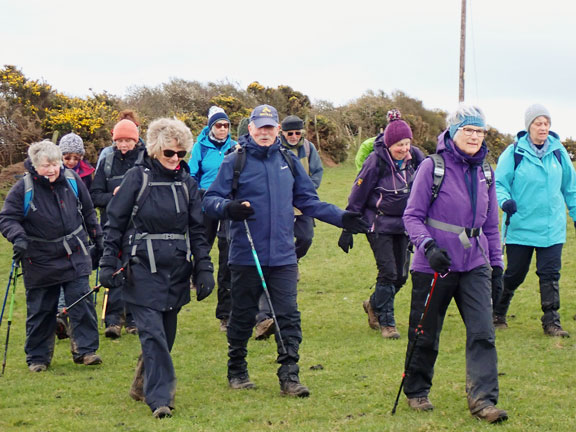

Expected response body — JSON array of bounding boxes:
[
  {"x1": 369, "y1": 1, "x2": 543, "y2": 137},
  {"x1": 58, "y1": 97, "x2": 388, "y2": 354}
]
[
  {"x1": 226, "y1": 200, "x2": 255, "y2": 221},
  {"x1": 424, "y1": 240, "x2": 451, "y2": 274},
  {"x1": 341, "y1": 211, "x2": 369, "y2": 234},
  {"x1": 491, "y1": 265, "x2": 503, "y2": 305},
  {"x1": 12, "y1": 238, "x2": 28, "y2": 264},
  {"x1": 98, "y1": 255, "x2": 125, "y2": 289},
  {"x1": 90, "y1": 237, "x2": 104, "y2": 270},
  {"x1": 338, "y1": 230, "x2": 354, "y2": 253},
  {"x1": 195, "y1": 270, "x2": 215, "y2": 301},
  {"x1": 501, "y1": 199, "x2": 517, "y2": 216}
]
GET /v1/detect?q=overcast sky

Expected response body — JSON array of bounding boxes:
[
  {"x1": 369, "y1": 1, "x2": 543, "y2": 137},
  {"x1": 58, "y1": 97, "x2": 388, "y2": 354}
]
[{"x1": 3, "y1": 0, "x2": 575, "y2": 139}]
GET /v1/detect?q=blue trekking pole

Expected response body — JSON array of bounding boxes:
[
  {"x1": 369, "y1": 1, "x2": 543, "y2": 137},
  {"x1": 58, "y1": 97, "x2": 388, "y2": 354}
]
[
  {"x1": 1, "y1": 262, "x2": 20, "y2": 376},
  {"x1": 0, "y1": 260, "x2": 16, "y2": 328},
  {"x1": 243, "y1": 220, "x2": 287, "y2": 355}
]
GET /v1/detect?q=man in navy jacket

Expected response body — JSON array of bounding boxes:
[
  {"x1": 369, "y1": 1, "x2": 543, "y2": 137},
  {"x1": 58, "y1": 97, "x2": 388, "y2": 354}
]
[{"x1": 203, "y1": 104, "x2": 368, "y2": 397}]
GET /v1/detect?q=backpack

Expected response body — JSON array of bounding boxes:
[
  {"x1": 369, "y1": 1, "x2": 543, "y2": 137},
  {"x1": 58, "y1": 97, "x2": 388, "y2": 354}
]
[
  {"x1": 428, "y1": 153, "x2": 493, "y2": 205},
  {"x1": 230, "y1": 145, "x2": 296, "y2": 198},
  {"x1": 512, "y1": 141, "x2": 562, "y2": 170},
  {"x1": 23, "y1": 169, "x2": 79, "y2": 217},
  {"x1": 103, "y1": 147, "x2": 145, "y2": 180}
]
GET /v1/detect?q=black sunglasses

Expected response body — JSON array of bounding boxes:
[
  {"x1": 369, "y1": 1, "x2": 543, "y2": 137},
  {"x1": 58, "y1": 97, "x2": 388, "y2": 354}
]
[
  {"x1": 163, "y1": 149, "x2": 187, "y2": 158},
  {"x1": 286, "y1": 131, "x2": 302, "y2": 137}
]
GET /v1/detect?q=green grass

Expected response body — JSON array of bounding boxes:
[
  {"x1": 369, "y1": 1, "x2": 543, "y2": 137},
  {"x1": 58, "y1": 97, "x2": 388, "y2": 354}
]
[{"x1": 0, "y1": 162, "x2": 575, "y2": 431}]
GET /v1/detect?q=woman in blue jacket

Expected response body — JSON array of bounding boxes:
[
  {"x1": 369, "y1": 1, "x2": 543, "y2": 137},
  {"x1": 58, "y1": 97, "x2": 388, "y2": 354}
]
[{"x1": 493, "y1": 104, "x2": 576, "y2": 337}]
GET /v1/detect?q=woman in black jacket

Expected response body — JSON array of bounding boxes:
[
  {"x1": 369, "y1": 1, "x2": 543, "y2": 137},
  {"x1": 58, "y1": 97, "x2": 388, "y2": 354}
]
[
  {"x1": 0, "y1": 140, "x2": 103, "y2": 372},
  {"x1": 99, "y1": 117, "x2": 215, "y2": 419}
]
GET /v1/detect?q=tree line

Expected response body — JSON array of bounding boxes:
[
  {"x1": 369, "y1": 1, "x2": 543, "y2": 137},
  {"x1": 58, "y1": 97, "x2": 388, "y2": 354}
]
[{"x1": 2, "y1": 64, "x2": 574, "y2": 168}]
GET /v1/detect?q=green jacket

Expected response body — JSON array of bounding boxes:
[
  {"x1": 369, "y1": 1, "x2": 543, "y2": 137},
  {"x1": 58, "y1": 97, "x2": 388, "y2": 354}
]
[{"x1": 354, "y1": 137, "x2": 376, "y2": 171}]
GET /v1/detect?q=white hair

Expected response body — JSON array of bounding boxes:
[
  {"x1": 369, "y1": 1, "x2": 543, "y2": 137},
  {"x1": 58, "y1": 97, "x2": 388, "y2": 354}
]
[
  {"x1": 446, "y1": 103, "x2": 486, "y2": 128},
  {"x1": 28, "y1": 140, "x2": 62, "y2": 168}
]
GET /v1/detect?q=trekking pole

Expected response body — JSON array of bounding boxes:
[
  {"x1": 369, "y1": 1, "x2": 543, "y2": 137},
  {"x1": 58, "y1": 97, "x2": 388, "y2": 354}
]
[
  {"x1": 93, "y1": 267, "x2": 99, "y2": 306},
  {"x1": 391, "y1": 272, "x2": 439, "y2": 414},
  {"x1": 1, "y1": 262, "x2": 20, "y2": 376},
  {"x1": 243, "y1": 220, "x2": 287, "y2": 355},
  {"x1": 101, "y1": 289, "x2": 109, "y2": 327},
  {"x1": 60, "y1": 266, "x2": 125, "y2": 317},
  {"x1": 0, "y1": 260, "x2": 16, "y2": 328},
  {"x1": 502, "y1": 213, "x2": 511, "y2": 257}
]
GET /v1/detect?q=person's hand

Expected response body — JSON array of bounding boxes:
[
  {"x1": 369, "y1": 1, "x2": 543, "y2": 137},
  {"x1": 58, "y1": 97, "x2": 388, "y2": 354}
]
[
  {"x1": 113, "y1": 186, "x2": 121, "y2": 195},
  {"x1": 226, "y1": 200, "x2": 255, "y2": 221},
  {"x1": 195, "y1": 271, "x2": 215, "y2": 301},
  {"x1": 424, "y1": 240, "x2": 451, "y2": 274},
  {"x1": 341, "y1": 211, "x2": 369, "y2": 234},
  {"x1": 98, "y1": 255, "x2": 125, "y2": 289},
  {"x1": 12, "y1": 238, "x2": 28, "y2": 264},
  {"x1": 338, "y1": 230, "x2": 354, "y2": 253},
  {"x1": 90, "y1": 237, "x2": 104, "y2": 270},
  {"x1": 491, "y1": 265, "x2": 503, "y2": 305},
  {"x1": 501, "y1": 199, "x2": 517, "y2": 216}
]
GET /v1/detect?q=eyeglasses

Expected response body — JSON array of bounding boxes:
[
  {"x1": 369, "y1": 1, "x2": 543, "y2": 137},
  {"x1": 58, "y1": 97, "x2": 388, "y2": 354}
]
[
  {"x1": 459, "y1": 127, "x2": 486, "y2": 137},
  {"x1": 285, "y1": 131, "x2": 302, "y2": 137},
  {"x1": 213, "y1": 122, "x2": 229, "y2": 129},
  {"x1": 163, "y1": 149, "x2": 187, "y2": 158}
]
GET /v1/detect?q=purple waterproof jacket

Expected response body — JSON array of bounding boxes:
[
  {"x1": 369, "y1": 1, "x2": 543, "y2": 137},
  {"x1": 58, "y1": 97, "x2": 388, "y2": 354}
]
[
  {"x1": 346, "y1": 133, "x2": 424, "y2": 234},
  {"x1": 403, "y1": 130, "x2": 503, "y2": 273}
]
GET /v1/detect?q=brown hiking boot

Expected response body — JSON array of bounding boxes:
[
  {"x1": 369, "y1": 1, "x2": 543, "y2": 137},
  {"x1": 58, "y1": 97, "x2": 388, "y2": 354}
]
[
  {"x1": 74, "y1": 352, "x2": 102, "y2": 365},
  {"x1": 407, "y1": 396, "x2": 434, "y2": 411},
  {"x1": 280, "y1": 379, "x2": 310, "y2": 398},
  {"x1": 362, "y1": 300, "x2": 380, "y2": 330},
  {"x1": 125, "y1": 326, "x2": 138, "y2": 335},
  {"x1": 473, "y1": 405, "x2": 508, "y2": 423},
  {"x1": 219, "y1": 319, "x2": 228, "y2": 332},
  {"x1": 254, "y1": 318, "x2": 275, "y2": 340},
  {"x1": 493, "y1": 315, "x2": 508, "y2": 330},
  {"x1": 229, "y1": 375, "x2": 255, "y2": 390},
  {"x1": 543, "y1": 324, "x2": 570, "y2": 338},
  {"x1": 153, "y1": 406, "x2": 172, "y2": 419},
  {"x1": 105, "y1": 324, "x2": 122, "y2": 339},
  {"x1": 381, "y1": 326, "x2": 400, "y2": 339},
  {"x1": 28, "y1": 363, "x2": 47, "y2": 372}
]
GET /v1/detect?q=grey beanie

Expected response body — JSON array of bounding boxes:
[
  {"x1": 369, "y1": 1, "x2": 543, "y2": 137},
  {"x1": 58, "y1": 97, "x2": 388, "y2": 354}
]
[
  {"x1": 59, "y1": 133, "x2": 85, "y2": 155},
  {"x1": 525, "y1": 104, "x2": 551, "y2": 130}
]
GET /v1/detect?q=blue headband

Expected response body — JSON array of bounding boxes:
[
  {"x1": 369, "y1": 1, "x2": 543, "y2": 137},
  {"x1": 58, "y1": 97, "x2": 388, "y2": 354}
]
[{"x1": 449, "y1": 115, "x2": 486, "y2": 139}]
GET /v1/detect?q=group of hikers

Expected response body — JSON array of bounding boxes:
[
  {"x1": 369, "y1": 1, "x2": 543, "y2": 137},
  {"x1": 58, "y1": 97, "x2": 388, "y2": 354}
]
[{"x1": 0, "y1": 100, "x2": 574, "y2": 424}]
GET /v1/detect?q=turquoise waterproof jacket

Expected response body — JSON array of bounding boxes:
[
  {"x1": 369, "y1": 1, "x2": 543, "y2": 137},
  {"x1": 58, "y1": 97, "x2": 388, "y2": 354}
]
[{"x1": 495, "y1": 131, "x2": 576, "y2": 247}]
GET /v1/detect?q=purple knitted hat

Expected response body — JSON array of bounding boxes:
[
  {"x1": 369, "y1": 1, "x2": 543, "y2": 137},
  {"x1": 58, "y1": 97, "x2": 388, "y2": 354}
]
[{"x1": 384, "y1": 109, "x2": 413, "y2": 147}]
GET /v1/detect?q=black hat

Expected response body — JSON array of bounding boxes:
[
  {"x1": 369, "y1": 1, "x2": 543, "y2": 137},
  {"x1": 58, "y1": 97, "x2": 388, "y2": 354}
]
[{"x1": 281, "y1": 115, "x2": 304, "y2": 131}]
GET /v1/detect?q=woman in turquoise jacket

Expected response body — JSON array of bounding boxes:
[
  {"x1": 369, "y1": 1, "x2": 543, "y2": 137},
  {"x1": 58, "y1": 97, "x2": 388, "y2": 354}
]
[{"x1": 493, "y1": 104, "x2": 576, "y2": 337}]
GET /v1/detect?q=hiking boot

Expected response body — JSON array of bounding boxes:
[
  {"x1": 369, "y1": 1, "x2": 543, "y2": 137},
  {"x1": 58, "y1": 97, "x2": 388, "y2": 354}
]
[
  {"x1": 407, "y1": 396, "x2": 434, "y2": 411},
  {"x1": 219, "y1": 319, "x2": 228, "y2": 333},
  {"x1": 125, "y1": 326, "x2": 138, "y2": 335},
  {"x1": 472, "y1": 405, "x2": 508, "y2": 423},
  {"x1": 153, "y1": 406, "x2": 172, "y2": 419},
  {"x1": 280, "y1": 378, "x2": 310, "y2": 398},
  {"x1": 228, "y1": 375, "x2": 255, "y2": 390},
  {"x1": 493, "y1": 315, "x2": 508, "y2": 330},
  {"x1": 74, "y1": 352, "x2": 102, "y2": 365},
  {"x1": 55, "y1": 315, "x2": 70, "y2": 340},
  {"x1": 28, "y1": 363, "x2": 47, "y2": 372},
  {"x1": 254, "y1": 318, "x2": 275, "y2": 340},
  {"x1": 381, "y1": 326, "x2": 400, "y2": 339},
  {"x1": 105, "y1": 324, "x2": 122, "y2": 339},
  {"x1": 362, "y1": 300, "x2": 380, "y2": 330},
  {"x1": 543, "y1": 324, "x2": 570, "y2": 338}
]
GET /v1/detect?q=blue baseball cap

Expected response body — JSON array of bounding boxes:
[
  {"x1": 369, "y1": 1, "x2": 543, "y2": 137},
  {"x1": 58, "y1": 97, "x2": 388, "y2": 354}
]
[{"x1": 250, "y1": 104, "x2": 279, "y2": 128}]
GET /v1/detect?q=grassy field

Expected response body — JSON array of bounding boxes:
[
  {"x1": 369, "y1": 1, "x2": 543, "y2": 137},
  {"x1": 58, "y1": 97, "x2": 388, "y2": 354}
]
[{"x1": 0, "y1": 161, "x2": 575, "y2": 431}]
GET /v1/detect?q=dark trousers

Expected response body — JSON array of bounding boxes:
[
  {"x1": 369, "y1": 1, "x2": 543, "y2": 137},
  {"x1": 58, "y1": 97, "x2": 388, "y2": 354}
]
[
  {"x1": 495, "y1": 243, "x2": 563, "y2": 326},
  {"x1": 294, "y1": 215, "x2": 315, "y2": 260},
  {"x1": 204, "y1": 213, "x2": 231, "y2": 320},
  {"x1": 129, "y1": 303, "x2": 179, "y2": 412},
  {"x1": 404, "y1": 267, "x2": 499, "y2": 413},
  {"x1": 25, "y1": 276, "x2": 99, "y2": 365},
  {"x1": 228, "y1": 265, "x2": 301, "y2": 364},
  {"x1": 366, "y1": 233, "x2": 410, "y2": 326},
  {"x1": 105, "y1": 286, "x2": 135, "y2": 327}
]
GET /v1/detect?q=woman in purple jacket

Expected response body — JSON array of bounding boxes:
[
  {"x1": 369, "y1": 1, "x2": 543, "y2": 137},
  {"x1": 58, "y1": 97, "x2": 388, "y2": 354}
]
[
  {"x1": 339, "y1": 110, "x2": 424, "y2": 339},
  {"x1": 401, "y1": 104, "x2": 507, "y2": 423}
]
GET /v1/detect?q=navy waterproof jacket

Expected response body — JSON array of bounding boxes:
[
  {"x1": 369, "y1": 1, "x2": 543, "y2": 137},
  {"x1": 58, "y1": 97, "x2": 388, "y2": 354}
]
[
  {"x1": 203, "y1": 135, "x2": 345, "y2": 266},
  {"x1": 0, "y1": 160, "x2": 101, "y2": 289},
  {"x1": 103, "y1": 156, "x2": 212, "y2": 311}
]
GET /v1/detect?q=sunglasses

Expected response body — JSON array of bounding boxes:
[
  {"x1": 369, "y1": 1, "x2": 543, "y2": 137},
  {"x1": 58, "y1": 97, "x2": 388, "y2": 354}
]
[
  {"x1": 214, "y1": 122, "x2": 229, "y2": 129},
  {"x1": 285, "y1": 131, "x2": 302, "y2": 137},
  {"x1": 163, "y1": 149, "x2": 187, "y2": 158}
]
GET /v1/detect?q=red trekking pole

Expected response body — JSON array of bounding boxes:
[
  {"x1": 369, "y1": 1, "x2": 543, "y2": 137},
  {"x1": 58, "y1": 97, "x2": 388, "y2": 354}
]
[{"x1": 391, "y1": 272, "x2": 439, "y2": 414}]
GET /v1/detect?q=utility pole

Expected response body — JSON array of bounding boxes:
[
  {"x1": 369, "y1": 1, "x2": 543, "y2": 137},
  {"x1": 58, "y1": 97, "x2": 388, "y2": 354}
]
[{"x1": 459, "y1": 0, "x2": 466, "y2": 102}]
